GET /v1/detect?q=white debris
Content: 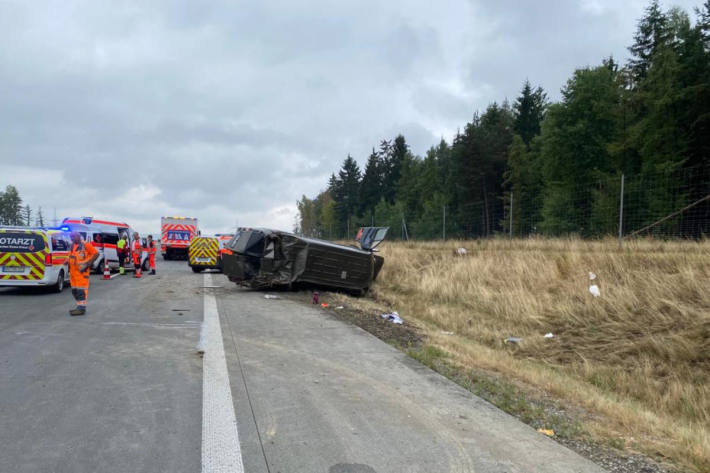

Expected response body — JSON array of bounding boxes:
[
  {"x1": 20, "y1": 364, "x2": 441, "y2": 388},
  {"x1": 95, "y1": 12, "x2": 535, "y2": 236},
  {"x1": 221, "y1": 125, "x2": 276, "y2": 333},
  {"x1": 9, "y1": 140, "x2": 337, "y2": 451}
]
[
  {"x1": 455, "y1": 247, "x2": 468, "y2": 256},
  {"x1": 589, "y1": 284, "x2": 601, "y2": 297},
  {"x1": 588, "y1": 272, "x2": 597, "y2": 280},
  {"x1": 264, "y1": 294, "x2": 281, "y2": 300},
  {"x1": 381, "y1": 312, "x2": 404, "y2": 324},
  {"x1": 441, "y1": 331, "x2": 454, "y2": 335},
  {"x1": 544, "y1": 332, "x2": 554, "y2": 338},
  {"x1": 335, "y1": 306, "x2": 345, "y2": 310},
  {"x1": 505, "y1": 336, "x2": 523, "y2": 344}
]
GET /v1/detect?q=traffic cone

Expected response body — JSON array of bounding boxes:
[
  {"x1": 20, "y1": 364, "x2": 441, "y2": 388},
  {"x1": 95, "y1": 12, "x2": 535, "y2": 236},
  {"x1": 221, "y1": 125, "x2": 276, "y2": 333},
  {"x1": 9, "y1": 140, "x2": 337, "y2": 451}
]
[{"x1": 103, "y1": 258, "x2": 111, "y2": 280}]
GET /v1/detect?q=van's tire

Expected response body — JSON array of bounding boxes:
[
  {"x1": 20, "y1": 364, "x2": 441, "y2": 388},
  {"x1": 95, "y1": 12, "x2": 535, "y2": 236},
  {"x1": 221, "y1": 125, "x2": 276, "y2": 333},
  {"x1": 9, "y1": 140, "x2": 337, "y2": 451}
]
[
  {"x1": 191, "y1": 266, "x2": 202, "y2": 273},
  {"x1": 51, "y1": 270, "x2": 65, "y2": 293},
  {"x1": 163, "y1": 253, "x2": 170, "y2": 260}
]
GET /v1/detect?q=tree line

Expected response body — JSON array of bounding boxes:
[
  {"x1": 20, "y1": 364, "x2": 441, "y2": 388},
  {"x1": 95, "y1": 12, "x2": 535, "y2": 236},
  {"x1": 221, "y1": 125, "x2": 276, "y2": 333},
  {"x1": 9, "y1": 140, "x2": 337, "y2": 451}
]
[
  {"x1": 297, "y1": 1, "x2": 710, "y2": 239},
  {"x1": 0, "y1": 185, "x2": 46, "y2": 227}
]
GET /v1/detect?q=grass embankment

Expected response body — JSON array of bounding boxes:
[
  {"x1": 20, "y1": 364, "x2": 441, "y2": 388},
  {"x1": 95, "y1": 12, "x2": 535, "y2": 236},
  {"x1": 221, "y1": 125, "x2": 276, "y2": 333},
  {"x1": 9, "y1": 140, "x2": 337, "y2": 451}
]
[{"x1": 340, "y1": 238, "x2": 709, "y2": 472}]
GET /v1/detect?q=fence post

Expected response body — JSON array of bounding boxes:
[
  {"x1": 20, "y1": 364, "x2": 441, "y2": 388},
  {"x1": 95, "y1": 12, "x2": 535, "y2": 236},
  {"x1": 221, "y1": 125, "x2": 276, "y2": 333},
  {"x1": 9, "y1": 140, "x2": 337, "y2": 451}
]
[
  {"x1": 442, "y1": 205, "x2": 446, "y2": 241},
  {"x1": 618, "y1": 174, "x2": 625, "y2": 249},
  {"x1": 509, "y1": 191, "x2": 514, "y2": 238}
]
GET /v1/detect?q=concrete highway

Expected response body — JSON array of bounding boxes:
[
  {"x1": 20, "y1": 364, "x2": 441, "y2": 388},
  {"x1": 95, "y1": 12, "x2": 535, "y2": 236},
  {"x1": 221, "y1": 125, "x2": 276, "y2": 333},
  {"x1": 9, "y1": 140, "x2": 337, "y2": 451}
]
[{"x1": 0, "y1": 260, "x2": 606, "y2": 473}]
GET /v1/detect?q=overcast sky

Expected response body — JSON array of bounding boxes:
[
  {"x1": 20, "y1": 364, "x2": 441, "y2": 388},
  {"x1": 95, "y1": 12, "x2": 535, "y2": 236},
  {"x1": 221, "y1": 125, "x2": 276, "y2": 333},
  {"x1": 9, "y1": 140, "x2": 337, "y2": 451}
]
[{"x1": 0, "y1": 0, "x2": 701, "y2": 235}]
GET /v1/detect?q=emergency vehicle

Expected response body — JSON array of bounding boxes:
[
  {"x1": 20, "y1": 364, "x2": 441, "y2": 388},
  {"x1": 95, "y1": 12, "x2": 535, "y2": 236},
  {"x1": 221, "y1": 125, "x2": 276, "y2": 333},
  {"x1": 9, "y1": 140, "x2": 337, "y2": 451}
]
[
  {"x1": 61, "y1": 217, "x2": 147, "y2": 272},
  {"x1": 161, "y1": 216, "x2": 198, "y2": 260},
  {"x1": 0, "y1": 227, "x2": 71, "y2": 292},
  {"x1": 188, "y1": 236, "x2": 221, "y2": 272}
]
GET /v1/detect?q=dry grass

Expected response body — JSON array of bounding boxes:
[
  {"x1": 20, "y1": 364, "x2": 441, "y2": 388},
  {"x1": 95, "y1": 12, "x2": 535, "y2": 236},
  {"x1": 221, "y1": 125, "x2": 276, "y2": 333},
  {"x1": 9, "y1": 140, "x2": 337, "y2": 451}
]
[{"x1": 346, "y1": 237, "x2": 710, "y2": 472}]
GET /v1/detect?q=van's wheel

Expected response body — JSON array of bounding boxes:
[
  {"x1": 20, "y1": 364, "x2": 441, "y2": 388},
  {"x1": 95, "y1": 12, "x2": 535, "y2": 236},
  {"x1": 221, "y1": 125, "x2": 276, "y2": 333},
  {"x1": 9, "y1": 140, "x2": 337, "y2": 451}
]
[
  {"x1": 51, "y1": 270, "x2": 65, "y2": 293},
  {"x1": 191, "y1": 266, "x2": 202, "y2": 273}
]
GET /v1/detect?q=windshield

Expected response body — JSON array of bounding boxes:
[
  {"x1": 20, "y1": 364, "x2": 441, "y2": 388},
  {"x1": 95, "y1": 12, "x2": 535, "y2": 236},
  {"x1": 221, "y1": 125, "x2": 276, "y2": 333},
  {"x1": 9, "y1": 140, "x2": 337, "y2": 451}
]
[
  {"x1": 0, "y1": 232, "x2": 46, "y2": 253},
  {"x1": 230, "y1": 230, "x2": 265, "y2": 257}
]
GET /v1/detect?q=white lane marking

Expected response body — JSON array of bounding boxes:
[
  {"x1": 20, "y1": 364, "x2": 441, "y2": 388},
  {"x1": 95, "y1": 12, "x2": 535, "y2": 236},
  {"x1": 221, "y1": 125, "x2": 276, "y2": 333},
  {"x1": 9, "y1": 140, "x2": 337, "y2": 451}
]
[{"x1": 202, "y1": 272, "x2": 245, "y2": 473}]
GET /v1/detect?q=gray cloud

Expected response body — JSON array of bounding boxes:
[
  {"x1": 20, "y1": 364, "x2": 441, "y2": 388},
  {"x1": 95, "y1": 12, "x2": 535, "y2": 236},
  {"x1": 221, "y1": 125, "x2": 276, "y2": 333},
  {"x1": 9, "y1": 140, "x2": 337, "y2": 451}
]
[{"x1": 0, "y1": 0, "x2": 702, "y2": 234}]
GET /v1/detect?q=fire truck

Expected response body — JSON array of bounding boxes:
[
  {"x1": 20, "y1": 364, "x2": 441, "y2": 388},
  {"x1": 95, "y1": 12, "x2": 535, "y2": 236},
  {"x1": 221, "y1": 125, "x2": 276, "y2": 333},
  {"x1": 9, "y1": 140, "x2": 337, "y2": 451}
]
[{"x1": 161, "y1": 216, "x2": 199, "y2": 260}]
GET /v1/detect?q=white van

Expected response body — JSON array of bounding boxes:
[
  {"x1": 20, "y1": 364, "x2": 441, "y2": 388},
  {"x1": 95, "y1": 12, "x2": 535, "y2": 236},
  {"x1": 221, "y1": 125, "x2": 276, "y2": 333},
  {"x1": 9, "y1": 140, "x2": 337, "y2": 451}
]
[{"x1": 0, "y1": 227, "x2": 71, "y2": 292}]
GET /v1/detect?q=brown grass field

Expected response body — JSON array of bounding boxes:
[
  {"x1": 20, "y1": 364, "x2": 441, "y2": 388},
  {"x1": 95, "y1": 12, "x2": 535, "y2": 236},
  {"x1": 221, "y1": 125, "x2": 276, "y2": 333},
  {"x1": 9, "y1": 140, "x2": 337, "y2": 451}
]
[{"x1": 336, "y1": 238, "x2": 709, "y2": 472}]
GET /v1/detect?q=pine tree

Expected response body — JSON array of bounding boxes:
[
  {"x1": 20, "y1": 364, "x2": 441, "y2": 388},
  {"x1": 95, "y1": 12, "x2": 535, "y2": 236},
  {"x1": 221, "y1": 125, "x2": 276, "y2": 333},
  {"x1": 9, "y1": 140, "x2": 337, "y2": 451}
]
[
  {"x1": 359, "y1": 148, "x2": 383, "y2": 216},
  {"x1": 22, "y1": 205, "x2": 31, "y2": 226},
  {"x1": 36, "y1": 207, "x2": 45, "y2": 227},
  {"x1": 513, "y1": 80, "x2": 547, "y2": 147},
  {"x1": 333, "y1": 155, "x2": 362, "y2": 237},
  {"x1": 0, "y1": 185, "x2": 23, "y2": 225},
  {"x1": 628, "y1": 0, "x2": 670, "y2": 84}
]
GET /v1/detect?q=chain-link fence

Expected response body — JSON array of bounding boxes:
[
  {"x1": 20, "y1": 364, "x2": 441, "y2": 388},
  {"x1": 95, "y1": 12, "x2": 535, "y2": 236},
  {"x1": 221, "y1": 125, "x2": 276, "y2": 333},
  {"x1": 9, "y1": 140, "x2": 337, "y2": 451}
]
[{"x1": 364, "y1": 163, "x2": 710, "y2": 243}]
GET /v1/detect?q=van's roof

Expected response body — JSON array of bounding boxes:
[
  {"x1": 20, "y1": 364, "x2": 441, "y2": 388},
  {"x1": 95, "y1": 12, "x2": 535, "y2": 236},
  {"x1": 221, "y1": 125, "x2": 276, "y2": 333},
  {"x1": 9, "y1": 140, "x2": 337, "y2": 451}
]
[
  {"x1": 62, "y1": 217, "x2": 129, "y2": 227},
  {"x1": 0, "y1": 226, "x2": 66, "y2": 233}
]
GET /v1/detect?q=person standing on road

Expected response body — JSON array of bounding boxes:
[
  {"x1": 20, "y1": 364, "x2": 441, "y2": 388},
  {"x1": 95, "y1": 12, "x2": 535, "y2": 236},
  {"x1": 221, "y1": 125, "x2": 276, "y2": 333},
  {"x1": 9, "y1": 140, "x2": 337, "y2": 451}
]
[
  {"x1": 117, "y1": 233, "x2": 128, "y2": 275},
  {"x1": 146, "y1": 235, "x2": 157, "y2": 275},
  {"x1": 132, "y1": 232, "x2": 142, "y2": 278},
  {"x1": 68, "y1": 231, "x2": 99, "y2": 316}
]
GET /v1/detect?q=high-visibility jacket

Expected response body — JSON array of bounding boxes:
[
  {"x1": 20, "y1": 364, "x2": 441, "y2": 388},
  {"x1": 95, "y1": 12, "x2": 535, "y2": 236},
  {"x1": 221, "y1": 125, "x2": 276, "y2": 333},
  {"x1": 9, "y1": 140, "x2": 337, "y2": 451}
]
[
  {"x1": 132, "y1": 240, "x2": 142, "y2": 263},
  {"x1": 117, "y1": 239, "x2": 128, "y2": 254},
  {"x1": 69, "y1": 241, "x2": 97, "y2": 287}
]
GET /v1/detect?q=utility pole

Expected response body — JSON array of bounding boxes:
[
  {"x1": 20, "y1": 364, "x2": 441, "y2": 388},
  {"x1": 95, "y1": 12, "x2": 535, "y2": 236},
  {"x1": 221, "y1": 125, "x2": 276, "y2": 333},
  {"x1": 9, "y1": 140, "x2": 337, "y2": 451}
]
[{"x1": 618, "y1": 174, "x2": 625, "y2": 249}]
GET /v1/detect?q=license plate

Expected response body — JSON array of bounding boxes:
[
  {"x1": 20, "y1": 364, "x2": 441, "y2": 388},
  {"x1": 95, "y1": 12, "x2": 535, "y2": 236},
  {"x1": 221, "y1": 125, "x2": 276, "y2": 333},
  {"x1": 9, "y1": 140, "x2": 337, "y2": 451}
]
[
  {"x1": 196, "y1": 257, "x2": 211, "y2": 263},
  {"x1": 3, "y1": 266, "x2": 25, "y2": 273}
]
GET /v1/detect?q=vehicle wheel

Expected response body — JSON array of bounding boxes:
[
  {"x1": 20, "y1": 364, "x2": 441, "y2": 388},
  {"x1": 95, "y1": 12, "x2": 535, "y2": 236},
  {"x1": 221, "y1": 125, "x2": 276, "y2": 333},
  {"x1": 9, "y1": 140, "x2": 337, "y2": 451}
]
[
  {"x1": 191, "y1": 266, "x2": 202, "y2": 273},
  {"x1": 163, "y1": 253, "x2": 170, "y2": 260},
  {"x1": 51, "y1": 270, "x2": 65, "y2": 293}
]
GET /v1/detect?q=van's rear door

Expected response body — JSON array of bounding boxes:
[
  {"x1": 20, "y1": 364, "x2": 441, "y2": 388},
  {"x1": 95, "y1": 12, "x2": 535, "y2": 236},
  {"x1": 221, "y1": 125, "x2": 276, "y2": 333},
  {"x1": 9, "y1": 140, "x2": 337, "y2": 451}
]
[
  {"x1": 357, "y1": 227, "x2": 389, "y2": 250},
  {"x1": 0, "y1": 230, "x2": 48, "y2": 280}
]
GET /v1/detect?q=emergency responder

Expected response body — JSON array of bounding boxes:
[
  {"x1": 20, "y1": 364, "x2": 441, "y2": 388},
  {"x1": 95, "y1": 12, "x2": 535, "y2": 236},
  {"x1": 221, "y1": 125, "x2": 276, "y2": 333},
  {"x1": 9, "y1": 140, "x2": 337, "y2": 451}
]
[
  {"x1": 117, "y1": 233, "x2": 128, "y2": 275},
  {"x1": 146, "y1": 234, "x2": 157, "y2": 275},
  {"x1": 68, "y1": 231, "x2": 99, "y2": 316},
  {"x1": 132, "y1": 232, "x2": 143, "y2": 278}
]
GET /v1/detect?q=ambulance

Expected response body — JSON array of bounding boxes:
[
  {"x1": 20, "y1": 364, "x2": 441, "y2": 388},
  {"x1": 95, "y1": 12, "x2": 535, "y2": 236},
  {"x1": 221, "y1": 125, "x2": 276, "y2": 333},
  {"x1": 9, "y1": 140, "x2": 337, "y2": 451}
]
[
  {"x1": 0, "y1": 227, "x2": 71, "y2": 292},
  {"x1": 61, "y1": 217, "x2": 147, "y2": 272}
]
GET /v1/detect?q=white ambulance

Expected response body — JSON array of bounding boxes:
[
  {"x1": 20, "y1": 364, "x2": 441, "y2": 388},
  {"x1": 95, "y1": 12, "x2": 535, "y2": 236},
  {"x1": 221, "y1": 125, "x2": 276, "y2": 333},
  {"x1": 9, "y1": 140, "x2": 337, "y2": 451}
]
[
  {"x1": 60, "y1": 217, "x2": 148, "y2": 272},
  {"x1": 0, "y1": 227, "x2": 71, "y2": 292}
]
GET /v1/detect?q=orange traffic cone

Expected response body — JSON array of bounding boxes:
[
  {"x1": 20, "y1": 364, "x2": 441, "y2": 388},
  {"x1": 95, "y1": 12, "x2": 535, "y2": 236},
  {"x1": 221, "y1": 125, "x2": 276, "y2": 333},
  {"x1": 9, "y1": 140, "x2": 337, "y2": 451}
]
[{"x1": 103, "y1": 258, "x2": 111, "y2": 280}]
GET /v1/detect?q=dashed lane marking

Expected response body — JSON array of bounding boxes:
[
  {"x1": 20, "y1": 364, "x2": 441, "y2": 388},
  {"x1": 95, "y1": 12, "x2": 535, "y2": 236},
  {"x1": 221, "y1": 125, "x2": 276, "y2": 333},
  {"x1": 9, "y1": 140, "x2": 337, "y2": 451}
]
[{"x1": 201, "y1": 272, "x2": 244, "y2": 473}]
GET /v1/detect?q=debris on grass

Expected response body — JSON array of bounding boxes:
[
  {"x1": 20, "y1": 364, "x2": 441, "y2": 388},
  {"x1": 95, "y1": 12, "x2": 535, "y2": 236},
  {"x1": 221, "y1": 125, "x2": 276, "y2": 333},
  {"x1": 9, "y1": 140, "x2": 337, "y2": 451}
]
[
  {"x1": 264, "y1": 294, "x2": 281, "y2": 300},
  {"x1": 505, "y1": 336, "x2": 523, "y2": 344},
  {"x1": 544, "y1": 332, "x2": 554, "y2": 338},
  {"x1": 381, "y1": 311, "x2": 404, "y2": 324},
  {"x1": 537, "y1": 428, "x2": 555, "y2": 437}
]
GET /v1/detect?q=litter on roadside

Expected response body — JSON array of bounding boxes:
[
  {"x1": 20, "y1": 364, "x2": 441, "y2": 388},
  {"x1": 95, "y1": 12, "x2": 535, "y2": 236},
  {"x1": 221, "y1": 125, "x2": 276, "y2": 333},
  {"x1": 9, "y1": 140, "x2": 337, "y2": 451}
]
[
  {"x1": 441, "y1": 331, "x2": 454, "y2": 335},
  {"x1": 537, "y1": 428, "x2": 555, "y2": 437},
  {"x1": 264, "y1": 294, "x2": 281, "y2": 300},
  {"x1": 588, "y1": 272, "x2": 597, "y2": 280},
  {"x1": 505, "y1": 336, "x2": 523, "y2": 344},
  {"x1": 335, "y1": 306, "x2": 344, "y2": 310},
  {"x1": 381, "y1": 312, "x2": 403, "y2": 324},
  {"x1": 589, "y1": 284, "x2": 600, "y2": 297},
  {"x1": 320, "y1": 302, "x2": 329, "y2": 308},
  {"x1": 544, "y1": 332, "x2": 554, "y2": 338}
]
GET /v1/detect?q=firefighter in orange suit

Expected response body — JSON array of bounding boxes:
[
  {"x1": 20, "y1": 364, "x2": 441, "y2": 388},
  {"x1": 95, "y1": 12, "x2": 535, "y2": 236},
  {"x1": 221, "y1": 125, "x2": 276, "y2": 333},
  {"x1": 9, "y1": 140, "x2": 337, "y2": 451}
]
[
  {"x1": 68, "y1": 231, "x2": 99, "y2": 316},
  {"x1": 132, "y1": 232, "x2": 143, "y2": 278},
  {"x1": 146, "y1": 235, "x2": 157, "y2": 275}
]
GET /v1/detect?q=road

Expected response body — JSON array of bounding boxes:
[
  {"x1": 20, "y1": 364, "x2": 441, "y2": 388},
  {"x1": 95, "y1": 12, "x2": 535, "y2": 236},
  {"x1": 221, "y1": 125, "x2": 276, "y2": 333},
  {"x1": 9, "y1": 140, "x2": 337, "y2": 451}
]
[{"x1": 0, "y1": 260, "x2": 606, "y2": 473}]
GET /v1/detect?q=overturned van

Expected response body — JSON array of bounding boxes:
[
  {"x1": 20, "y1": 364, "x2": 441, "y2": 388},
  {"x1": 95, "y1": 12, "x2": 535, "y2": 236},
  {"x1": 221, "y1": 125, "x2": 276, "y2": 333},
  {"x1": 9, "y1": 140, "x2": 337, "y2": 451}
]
[{"x1": 221, "y1": 227, "x2": 388, "y2": 294}]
